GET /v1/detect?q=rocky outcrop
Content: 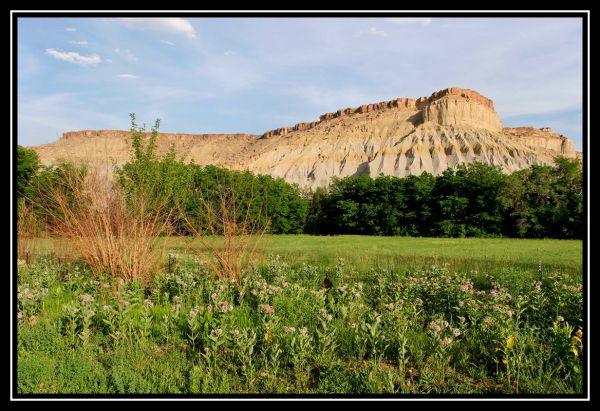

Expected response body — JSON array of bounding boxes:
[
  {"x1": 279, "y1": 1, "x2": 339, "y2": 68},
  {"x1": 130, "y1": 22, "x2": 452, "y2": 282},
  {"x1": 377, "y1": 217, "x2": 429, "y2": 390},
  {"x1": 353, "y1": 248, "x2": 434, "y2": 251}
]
[
  {"x1": 502, "y1": 127, "x2": 577, "y2": 158},
  {"x1": 422, "y1": 95, "x2": 503, "y2": 131},
  {"x1": 260, "y1": 87, "x2": 501, "y2": 138},
  {"x1": 29, "y1": 87, "x2": 579, "y2": 189},
  {"x1": 33, "y1": 130, "x2": 258, "y2": 168}
]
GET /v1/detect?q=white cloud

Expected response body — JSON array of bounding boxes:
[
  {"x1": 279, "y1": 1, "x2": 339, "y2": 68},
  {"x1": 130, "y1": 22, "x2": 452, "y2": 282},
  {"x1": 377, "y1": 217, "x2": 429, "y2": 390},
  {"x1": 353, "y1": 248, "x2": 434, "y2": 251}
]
[
  {"x1": 118, "y1": 18, "x2": 197, "y2": 39},
  {"x1": 384, "y1": 18, "x2": 432, "y2": 26},
  {"x1": 118, "y1": 74, "x2": 138, "y2": 79},
  {"x1": 69, "y1": 40, "x2": 88, "y2": 46},
  {"x1": 358, "y1": 27, "x2": 387, "y2": 37},
  {"x1": 65, "y1": 27, "x2": 77, "y2": 32},
  {"x1": 161, "y1": 40, "x2": 175, "y2": 46},
  {"x1": 45, "y1": 48, "x2": 101, "y2": 65},
  {"x1": 114, "y1": 48, "x2": 138, "y2": 63}
]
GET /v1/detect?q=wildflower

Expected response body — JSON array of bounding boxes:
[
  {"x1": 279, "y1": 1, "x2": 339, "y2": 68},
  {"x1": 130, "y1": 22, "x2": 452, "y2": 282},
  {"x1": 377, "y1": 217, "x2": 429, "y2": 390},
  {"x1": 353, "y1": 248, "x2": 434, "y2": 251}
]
[
  {"x1": 493, "y1": 305, "x2": 500, "y2": 312},
  {"x1": 84, "y1": 309, "x2": 96, "y2": 317},
  {"x1": 92, "y1": 280, "x2": 100, "y2": 286},
  {"x1": 101, "y1": 282, "x2": 110, "y2": 289},
  {"x1": 259, "y1": 370, "x2": 269, "y2": 378},
  {"x1": 218, "y1": 301, "x2": 231, "y2": 313},
  {"x1": 440, "y1": 337, "x2": 453, "y2": 346},
  {"x1": 506, "y1": 336, "x2": 515, "y2": 349},
  {"x1": 203, "y1": 347, "x2": 210, "y2": 354},
  {"x1": 458, "y1": 316, "x2": 466, "y2": 323},
  {"x1": 17, "y1": 312, "x2": 23, "y2": 320},
  {"x1": 28, "y1": 315, "x2": 38, "y2": 325},
  {"x1": 483, "y1": 316, "x2": 494, "y2": 325},
  {"x1": 143, "y1": 299, "x2": 154, "y2": 308},
  {"x1": 171, "y1": 303, "x2": 181, "y2": 313},
  {"x1": 557, "y1": 316, "x2": 565, "y2": 322},
  {"x1": 212, "y1": 328, "x2": 223, "y2": 337},
  {"x1": 338, "y1": 285, "x2": 348, "y2": 293},
  {"x1": 78, "y1": 294, "x2": 95, "y2": 304},
  {"x1": 533, "y1": 281, "x2": 542, "y2": 292},
  {"x1": 415, "y1": 298, "x2": 423, "y2": 306},
  {"x1": 189, "y1": 306, "x2": 201, "y2": 319},
  {"x1": 459, "y1": 300, "x2": 465, "y2": 308},
  {"x1": 575, "y1": 329, "x2": 583, "y2": 339},
  {"x1": 41, "y1": 288, "x2": 49, "y2": 294},
  {"x1": 453, "y1": 328, "x2": 461, "y2": 337},
  {"x1": 385, "y1": 303, "x2": 395, "y2": 311},
  {"x1": 282, "y1": 282, "x2": 289, "y2": 288},
  {"x1": 259, "y1": 304, "x2": 274, "y2": 315},
  {"x1": 506, "y1": 310, "x2": 514, "y2": 318},
  {"x1": 206, "y1": 304, "x2": 213, "y2": 313},
  {"x1": 398, "y1": 299, "x2": 405, "y2": 305},
  {"x1": 300, "y1": 327, "x2": 308, "y2": 336},
  {"x1": 283, "y1": 326, "x2": 296, "y2": 334},
  {"x1": 319, "y1": 308, "x2": 326, "y2": 317},
  {"x1": 172, "y1": 295, "x2": 180, "y2": 303},
  {"x1": 119, "y1": 300, "x2": 129, "y2": 307},
  {"x1": 231, "y1": 329, "x2": 240, "y2": 338},
  {"x1": 251, "y1": 289, "x2": 258, "y2": 296},
  {"x1": 357, "y1": 282, "x2": 364, "y2": 290},
  {"x1": 210, "y1": 292, "x2": 218, "y2": 301},
  {"x1": 325, "y1": 314, "x2": 333, "y2": 322},
  {"x1": 102, "y1": 305, "x2": 112, "y2": 311},
  {"x1": 490, "y1": 290, "x2": 498, "y2": 299},
  {"x1": 351, "y1": 323, "x2": 358, "y2": 329}
]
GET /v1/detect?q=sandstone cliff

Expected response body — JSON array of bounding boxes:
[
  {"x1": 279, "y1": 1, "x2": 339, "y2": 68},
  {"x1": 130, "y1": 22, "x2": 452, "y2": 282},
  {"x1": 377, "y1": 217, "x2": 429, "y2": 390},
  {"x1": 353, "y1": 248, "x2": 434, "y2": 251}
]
[
  {"x1": 502, "y1": 127, "x2": 576, "y2": 157},
  {"x1": 29, "y1": 87, "x2": 579, "y2": 189}
]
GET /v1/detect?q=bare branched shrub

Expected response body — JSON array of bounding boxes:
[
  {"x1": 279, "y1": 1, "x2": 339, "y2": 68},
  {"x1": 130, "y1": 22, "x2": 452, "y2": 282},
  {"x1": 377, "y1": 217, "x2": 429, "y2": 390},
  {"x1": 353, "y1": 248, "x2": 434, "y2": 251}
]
[
  {"x1": 184, "y1": 184, "x2": 267, "y2": 287},
  {"x1": 17, "y1": 199, "x2": 41, "y2": 264},
  {"x1": 35, "y1": 167, "x2": 170, "y2": 284}
]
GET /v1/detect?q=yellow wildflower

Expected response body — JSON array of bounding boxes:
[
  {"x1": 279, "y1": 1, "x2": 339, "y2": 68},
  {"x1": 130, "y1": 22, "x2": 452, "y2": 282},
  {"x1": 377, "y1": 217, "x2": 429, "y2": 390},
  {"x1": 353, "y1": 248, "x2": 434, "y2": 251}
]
[
  {"x1": 575, "y1": 329, "x2": 583, "y2": 339},
  {"x1": 506, "y1": 336, "x2": 515, "y2": 349},
  {"x1": 502, "y1": 358, "x2": 509, "y2": 365}
]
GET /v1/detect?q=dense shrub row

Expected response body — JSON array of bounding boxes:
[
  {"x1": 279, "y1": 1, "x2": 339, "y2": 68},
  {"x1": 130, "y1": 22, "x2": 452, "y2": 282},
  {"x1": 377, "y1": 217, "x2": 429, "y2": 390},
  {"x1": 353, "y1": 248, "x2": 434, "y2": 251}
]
[{"x1": 308, "y1": 159, "x2": 583, "y2": 239}]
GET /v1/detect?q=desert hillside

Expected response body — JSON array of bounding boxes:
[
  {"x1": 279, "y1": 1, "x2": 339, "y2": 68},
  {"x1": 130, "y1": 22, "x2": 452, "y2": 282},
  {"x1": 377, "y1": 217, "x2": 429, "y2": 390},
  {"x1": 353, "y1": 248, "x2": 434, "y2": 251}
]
[{"x1": 29, "y1": 87, "x2": 579, "y2": 189}]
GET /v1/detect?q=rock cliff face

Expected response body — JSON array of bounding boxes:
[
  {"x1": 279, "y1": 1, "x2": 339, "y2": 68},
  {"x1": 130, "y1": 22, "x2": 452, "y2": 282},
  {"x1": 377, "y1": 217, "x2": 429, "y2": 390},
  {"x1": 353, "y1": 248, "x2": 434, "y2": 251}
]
[
  {"x1": 502, "y1": 127, "x2": 576, "y2": 157},
  {"x1": 29, "y1": 87, "x2": 579, "y2": 189}
]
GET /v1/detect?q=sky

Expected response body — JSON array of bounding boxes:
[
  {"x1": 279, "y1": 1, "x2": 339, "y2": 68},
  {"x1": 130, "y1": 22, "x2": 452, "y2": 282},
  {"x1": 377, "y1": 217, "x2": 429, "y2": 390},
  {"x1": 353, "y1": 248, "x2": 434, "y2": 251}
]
[{"x1": 16, "y1": 16, "x2": 584, "y2": 150}]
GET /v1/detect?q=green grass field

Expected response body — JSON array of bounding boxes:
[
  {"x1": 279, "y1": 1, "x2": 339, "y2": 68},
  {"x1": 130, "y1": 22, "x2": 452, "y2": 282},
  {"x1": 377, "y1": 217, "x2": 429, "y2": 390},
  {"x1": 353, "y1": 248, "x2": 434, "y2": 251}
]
[{"x1": 35, "y1": 235, "x2": 583, "y2": 274}]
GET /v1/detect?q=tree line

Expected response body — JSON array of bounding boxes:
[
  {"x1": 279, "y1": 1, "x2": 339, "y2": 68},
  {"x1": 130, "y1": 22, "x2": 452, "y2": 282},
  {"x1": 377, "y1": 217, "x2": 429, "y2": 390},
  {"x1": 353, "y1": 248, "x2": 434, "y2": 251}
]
[{"x1": 17, "y1": 129, "x2": 582, "y2": 239}]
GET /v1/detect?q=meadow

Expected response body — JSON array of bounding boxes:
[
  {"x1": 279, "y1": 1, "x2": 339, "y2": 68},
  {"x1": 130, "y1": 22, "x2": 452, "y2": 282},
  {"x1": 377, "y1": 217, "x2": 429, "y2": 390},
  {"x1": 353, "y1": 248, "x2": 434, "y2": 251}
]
[{"x1": 17, "y1": 236, "x2": 584, "y2": 395}]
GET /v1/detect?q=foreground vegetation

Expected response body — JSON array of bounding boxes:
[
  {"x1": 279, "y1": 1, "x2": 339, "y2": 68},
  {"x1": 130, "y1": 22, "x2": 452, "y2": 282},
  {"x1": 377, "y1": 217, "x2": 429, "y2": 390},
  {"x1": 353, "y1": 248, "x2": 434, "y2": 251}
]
[{"x1": 17, "y1": 246, "x2": 583, "y2": 395}]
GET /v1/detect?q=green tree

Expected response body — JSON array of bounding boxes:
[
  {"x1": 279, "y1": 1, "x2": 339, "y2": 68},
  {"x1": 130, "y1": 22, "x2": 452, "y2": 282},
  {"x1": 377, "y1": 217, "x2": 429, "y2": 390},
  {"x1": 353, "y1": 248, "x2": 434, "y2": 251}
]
[{"x1": 17, "y1": 146, "x2": 41, "y2": 199}]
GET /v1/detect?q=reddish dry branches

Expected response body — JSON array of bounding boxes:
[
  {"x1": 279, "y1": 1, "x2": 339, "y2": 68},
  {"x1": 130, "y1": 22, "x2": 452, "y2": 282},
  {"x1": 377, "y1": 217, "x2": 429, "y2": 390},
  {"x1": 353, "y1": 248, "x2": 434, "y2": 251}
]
[{"x1": 183, "y1": 184, "x2": 267, "y2": 287}]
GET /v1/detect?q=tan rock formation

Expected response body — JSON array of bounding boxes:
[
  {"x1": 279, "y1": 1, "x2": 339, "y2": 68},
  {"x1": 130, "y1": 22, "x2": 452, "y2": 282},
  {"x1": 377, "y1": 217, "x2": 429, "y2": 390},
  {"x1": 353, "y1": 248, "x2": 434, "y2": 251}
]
[
  {"x1": 502, "y1": 127, "x2": 576, "y2": 157},
  {"x1": 29, "y1": 87, "x2": 579, "y2": 189}
]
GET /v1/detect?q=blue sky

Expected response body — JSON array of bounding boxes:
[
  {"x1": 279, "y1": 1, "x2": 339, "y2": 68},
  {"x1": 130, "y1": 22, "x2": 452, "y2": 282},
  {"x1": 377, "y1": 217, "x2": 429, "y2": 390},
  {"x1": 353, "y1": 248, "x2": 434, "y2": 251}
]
[{"x1": 17, "y1": 17, "x2": 584, "y2": 150}]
